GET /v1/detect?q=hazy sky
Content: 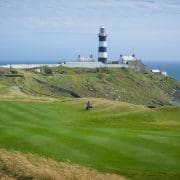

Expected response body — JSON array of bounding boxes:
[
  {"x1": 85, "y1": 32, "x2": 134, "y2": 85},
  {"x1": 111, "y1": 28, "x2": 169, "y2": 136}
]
[{"x1": 0, "y1": 0, "x2": 180, "y2": 63}]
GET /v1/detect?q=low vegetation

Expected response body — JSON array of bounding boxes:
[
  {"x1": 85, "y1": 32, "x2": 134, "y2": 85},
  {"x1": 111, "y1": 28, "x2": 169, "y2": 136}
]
[
  {"x1": 43, "y1": 66, "x2": 179, "y2": 105},
  {"x1": 0, "y1": 149, "x2": 123, "y2": 180}
]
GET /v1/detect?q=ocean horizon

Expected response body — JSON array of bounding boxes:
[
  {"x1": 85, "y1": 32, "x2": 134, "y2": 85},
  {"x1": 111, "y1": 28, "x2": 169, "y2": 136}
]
[{"x1": 0, "y1": 60, "x2": 179, "y2": 81}]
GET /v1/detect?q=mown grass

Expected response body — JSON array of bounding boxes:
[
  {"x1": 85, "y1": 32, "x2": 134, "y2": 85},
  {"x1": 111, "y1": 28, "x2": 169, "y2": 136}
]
[{"x1": 0, "y1": 99, "x2": 180, "y2": 179}]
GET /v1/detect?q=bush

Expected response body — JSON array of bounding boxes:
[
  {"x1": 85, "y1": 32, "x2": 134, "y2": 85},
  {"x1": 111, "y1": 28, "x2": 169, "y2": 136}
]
[
  {"x1": 43, "y1": 66, "x2": 53, "y2": 75},
  {"x1": 5, "y1": 74, "x2": 24, "y2": 77},
  {"x1": 121, "y1": 67, "x2": 129, "y2": 72},
  {"x1": 10, "y1": 69, "x2": 17, "y2": 74}
]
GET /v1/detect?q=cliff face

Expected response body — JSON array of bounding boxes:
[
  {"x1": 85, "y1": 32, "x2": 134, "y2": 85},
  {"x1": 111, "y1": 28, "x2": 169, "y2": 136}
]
[{"x1": 172, "y1": 87, "x2": 180, "y2": 105}]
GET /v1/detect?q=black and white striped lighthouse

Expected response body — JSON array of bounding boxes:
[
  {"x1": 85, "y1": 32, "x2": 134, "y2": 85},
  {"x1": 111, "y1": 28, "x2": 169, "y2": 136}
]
[{"x1": 98, "y1": 26, "x2": 107, "y2": 63}]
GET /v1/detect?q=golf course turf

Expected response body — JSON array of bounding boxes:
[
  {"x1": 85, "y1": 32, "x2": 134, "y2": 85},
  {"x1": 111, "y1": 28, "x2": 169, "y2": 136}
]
[{"x1": 0, "y1": 98, "x2": 180, "y2": 179}]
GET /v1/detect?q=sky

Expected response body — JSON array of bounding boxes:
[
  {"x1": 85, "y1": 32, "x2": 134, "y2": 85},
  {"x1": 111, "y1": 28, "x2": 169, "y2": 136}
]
[{"x1": 0, "y1": 0, "x2": 180, "y2": 64}]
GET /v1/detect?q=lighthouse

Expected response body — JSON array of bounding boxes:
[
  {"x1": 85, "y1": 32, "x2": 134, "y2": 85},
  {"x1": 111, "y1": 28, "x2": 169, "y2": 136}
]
[{"x1": 98, "y1": 26, "x2": 107, "y2": 63}]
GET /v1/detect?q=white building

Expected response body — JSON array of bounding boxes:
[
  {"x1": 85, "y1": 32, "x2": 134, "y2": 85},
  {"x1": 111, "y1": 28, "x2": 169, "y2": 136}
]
[
  {"x1": 152, "y1": 69, "x2": 161, "y2": 73},
  {"x1": 120, "y1": 55, "x2": 137, "y2": 64},
  {"x1": 62, "y1": 61, "x2": 127, "y2": 68},
  {"x1": 0, "y1": 64, "x2": 59, "y2": 69},
  {"x1": 151, "y1": 69, "x2": 167, "y2": 76},
  {"x1": 161, "y1": 71, "x2": 167, "y2": 76},
  {"x1": 77, "y1": 55, "x2": 95, "y2": 62}
]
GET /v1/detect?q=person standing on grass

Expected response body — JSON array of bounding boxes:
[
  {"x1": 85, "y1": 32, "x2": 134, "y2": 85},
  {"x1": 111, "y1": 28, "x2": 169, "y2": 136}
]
[{"x1": 86, "y1": 100, "x2": 93, "y2": 110}]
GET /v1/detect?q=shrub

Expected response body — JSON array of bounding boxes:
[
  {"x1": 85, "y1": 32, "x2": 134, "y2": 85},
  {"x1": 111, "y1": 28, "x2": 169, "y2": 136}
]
[{"x1": 43, "y1": 66, "x2": 53, "y2": 75}]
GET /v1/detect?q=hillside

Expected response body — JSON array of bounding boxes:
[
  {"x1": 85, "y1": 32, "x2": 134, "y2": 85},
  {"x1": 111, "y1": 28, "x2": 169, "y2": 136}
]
[
  {"x1": 1, "y1": 66, "x2": 179, "y2": 106},
  {"x1": 0, "y1": 66, "x2": 180, "y2": 179},
  {"x1": 0, "y1": 98, "x2": 180, "y2": 179}
]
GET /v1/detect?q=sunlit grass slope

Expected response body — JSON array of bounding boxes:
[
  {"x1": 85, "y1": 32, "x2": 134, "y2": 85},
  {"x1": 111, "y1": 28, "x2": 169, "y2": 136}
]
[
  {"x1": 39, "y1": 67, "x2": 179, "y2": 106},
  {"x1": 1, "y1": 67, "x2": 180, "y2": 106},
  {"x1": 0, "y1": 98, "x2": 180, "y2": 179}
]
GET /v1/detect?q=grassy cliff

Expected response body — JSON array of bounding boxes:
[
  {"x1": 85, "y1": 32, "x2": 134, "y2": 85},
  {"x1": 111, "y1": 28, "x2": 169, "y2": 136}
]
[
  {"x1": 27, "y1": 67, "x2": 180, "y2": 106},
  {"x1": 0, "y1": 66, "x2": 179, "y2": 106}
]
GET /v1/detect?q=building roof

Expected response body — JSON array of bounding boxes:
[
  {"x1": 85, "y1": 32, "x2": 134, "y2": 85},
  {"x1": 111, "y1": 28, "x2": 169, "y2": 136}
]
[
  {"x1": 122, "y1": 56, "x2": 136, "y2": 61},
  {"x1": 152, "y1": 69, "x2": 160, "y2": 73},
  {"x1": 78, "y1": 57, "x2": 94, "y2": 62}
]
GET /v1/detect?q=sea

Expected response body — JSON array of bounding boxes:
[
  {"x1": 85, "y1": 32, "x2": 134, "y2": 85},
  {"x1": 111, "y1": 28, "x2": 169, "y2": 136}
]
[{"x1": 0, "y1": 60, "x2": 180, "y2": 81}]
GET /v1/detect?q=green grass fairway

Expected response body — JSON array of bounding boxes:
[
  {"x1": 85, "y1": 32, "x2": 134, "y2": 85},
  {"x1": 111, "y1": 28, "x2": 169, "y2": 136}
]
[{"x1": 0, "y1": 99, "x2": 180, "y2": 179}]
